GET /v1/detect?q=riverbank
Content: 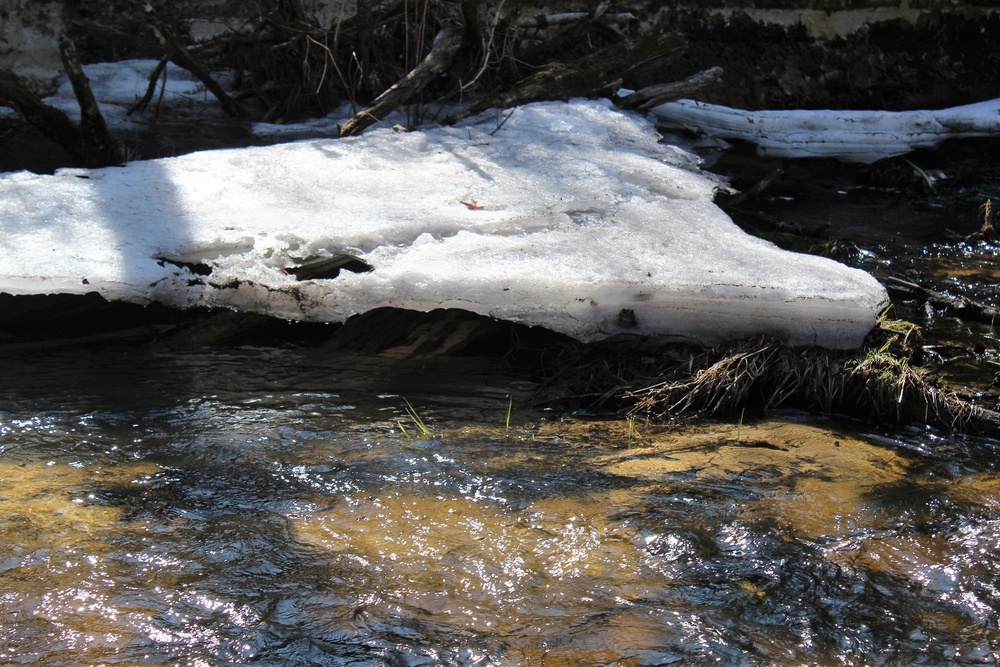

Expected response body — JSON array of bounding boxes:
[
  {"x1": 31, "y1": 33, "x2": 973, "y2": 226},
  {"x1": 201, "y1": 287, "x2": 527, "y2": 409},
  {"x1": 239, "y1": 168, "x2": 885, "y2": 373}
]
[
  {"x1": 3, "y1": 128, "x2": 1000, "y2": 433},
  {"x1": 2, "y1": 3, "x2": 1000, "y2": 433}
]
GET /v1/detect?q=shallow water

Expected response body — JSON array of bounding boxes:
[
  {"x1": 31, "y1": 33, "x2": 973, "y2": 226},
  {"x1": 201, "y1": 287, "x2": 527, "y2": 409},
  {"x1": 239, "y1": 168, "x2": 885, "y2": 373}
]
[{"x1": 2, "y1": 346, "x2": 999, "y2": 666}]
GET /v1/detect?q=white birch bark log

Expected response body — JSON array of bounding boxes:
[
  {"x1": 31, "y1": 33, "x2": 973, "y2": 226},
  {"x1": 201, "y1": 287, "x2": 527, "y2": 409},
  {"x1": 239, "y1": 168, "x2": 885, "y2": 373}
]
[{"x1": 651, "y1": 98, "x2": 1000, "y2": 163}]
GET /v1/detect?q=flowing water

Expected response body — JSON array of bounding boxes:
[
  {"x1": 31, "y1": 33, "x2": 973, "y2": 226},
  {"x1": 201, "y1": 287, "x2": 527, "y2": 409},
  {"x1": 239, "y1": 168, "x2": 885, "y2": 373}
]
[{"x1": 2, "y1": 345, "x2": 1000, "y2": 666}]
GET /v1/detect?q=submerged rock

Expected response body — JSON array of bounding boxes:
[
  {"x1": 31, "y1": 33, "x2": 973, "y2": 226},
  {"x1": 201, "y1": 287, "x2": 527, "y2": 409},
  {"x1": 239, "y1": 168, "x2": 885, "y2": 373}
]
[{"x1": 0, "y1": 99, "x2": 887, "y2": 348}]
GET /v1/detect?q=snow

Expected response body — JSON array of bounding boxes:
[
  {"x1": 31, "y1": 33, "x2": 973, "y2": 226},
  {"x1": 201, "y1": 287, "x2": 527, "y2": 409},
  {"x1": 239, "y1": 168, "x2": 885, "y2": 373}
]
[
  {"x1": 0, "y1": 59, "x2": 355, "y2": 140},
  {"x1": 0, "y1": 96, "x2": 888, "y2": 348},
  {"x1": 0, "y1": 60, "x2": 226, "y2": 126},
  {"x1": 650, "y1": 98, "x2": 1000, "y2": 163}
]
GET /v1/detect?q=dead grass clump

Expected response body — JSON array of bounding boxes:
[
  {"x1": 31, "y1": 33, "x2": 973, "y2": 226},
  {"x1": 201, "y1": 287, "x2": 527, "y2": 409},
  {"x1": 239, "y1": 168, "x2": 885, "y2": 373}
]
[
  {"x1": 627, "y1": 338, "x2": 838, "y2": 418},
  {"x1": 537, "y1": 314, "x2": 988, "y2": 432},
  {"x1": 622, "y1": 326, "x2": 997, "y2": 432},
  {"x1": 842, "y1": 344, "x2": 984, "y2": 430}
]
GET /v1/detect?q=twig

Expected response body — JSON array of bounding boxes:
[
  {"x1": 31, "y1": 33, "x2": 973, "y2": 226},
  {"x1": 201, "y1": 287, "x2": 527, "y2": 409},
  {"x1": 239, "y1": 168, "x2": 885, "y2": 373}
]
[
  {"x1": 728, "y1": 165, "x2": 785, "y2": 207},
  {"x1": 128, "y1": 54, "x2": 171, "y2": 115},
  {"x1": 488, "y1": 108, "x2": 515, "y2": 136},
  {"x1": 885, "y1": 276, "x2": 1000, "y2": 325},
  {"x1": 461, "y1": 0, "x2": 505, "y2": 91},
  {"x1": 904, "y1": 158, "x2": 937, "y2": 194},
  {"x1": 965, "y1": 199, "x2": 996, "y2": 244}
]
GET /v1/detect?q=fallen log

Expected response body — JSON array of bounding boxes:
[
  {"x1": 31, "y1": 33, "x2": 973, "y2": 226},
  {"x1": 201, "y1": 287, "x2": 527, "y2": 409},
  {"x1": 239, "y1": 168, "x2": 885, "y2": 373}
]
[
  {"x1": 473, "y1": 32, "x2": 686, "y2": 113},
  {"x1": 339, "y1": 7, "x2": 465, "y2": 136},
  {"x1": 615, "y1": 66, "x2": 723, "y2": 112},
  {"x1": 514, "y1": 11, "x2": 636, "y2": 29},
  {"x1": 650, "y1": 97, "x2": 1000, "y2": 163}
]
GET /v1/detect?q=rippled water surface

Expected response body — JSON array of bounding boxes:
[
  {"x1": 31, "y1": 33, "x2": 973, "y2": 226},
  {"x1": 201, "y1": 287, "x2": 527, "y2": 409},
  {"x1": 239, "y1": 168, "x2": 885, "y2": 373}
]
[{"x1": 2, "y1": 346, "x2": 1000, "y2": 666}]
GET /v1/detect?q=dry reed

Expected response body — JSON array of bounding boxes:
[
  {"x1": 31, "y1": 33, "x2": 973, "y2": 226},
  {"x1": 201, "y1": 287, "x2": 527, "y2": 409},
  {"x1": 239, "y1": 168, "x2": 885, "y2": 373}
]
[
  {"x1": 536, "y1": 317, "x2": 998, "y2": 432},
  {"x1": 622, "y1": 328, "x2": 997, "y2": 432}
]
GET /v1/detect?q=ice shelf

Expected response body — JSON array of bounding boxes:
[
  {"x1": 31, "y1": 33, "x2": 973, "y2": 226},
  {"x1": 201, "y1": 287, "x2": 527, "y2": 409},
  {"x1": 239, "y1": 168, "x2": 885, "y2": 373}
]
[{"x1": 0, "y1": 99, "x2": 888, "y2": 348}]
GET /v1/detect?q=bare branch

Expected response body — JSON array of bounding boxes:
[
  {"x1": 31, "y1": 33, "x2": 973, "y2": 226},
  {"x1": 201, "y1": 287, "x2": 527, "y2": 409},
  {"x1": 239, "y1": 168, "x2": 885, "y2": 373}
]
[
  {"x1": 616, "y1": 66, "x2": 723, "y2": 111},
  {"x1": 134, "y1": 1, "x2": 244, "y2": 118},
  {"x1": 339, "y1": 9, "x2": 465, "y2": 136}
]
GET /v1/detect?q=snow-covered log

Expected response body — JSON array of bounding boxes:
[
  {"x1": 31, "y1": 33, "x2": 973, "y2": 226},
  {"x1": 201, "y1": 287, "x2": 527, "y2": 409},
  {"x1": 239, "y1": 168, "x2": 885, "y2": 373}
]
[
  {"x1": 650, "y1": 98, "x2": 1000, "y2": 163},
  {"x1": 0, "y1": 100, "x2": 888, "y2": 348}
]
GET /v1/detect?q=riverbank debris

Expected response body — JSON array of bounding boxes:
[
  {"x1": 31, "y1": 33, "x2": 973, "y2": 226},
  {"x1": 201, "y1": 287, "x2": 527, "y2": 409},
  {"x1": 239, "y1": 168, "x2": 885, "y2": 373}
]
[
  {"x1": 1, "y1": 291, "x2": 995, "y2": 432},
  {"x1": 530, "y1": 312, "x2": 998, "y2": 433},
  {"x1": 620, "y1": 325, "x2": 998, "y2": 432}
]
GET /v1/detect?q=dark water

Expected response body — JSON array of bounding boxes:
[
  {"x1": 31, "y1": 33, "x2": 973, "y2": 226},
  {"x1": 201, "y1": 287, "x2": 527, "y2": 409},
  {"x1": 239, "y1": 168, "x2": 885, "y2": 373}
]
[{"x1": 2, "y1": 346, "x2": 1000, "y2": 666}]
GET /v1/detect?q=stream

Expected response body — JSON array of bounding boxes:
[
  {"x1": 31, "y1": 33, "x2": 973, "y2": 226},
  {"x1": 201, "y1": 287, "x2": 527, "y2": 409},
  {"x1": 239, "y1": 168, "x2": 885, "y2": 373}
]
[{"x1": 2, "y1": 344, "x2": 1000, "y2": 666}]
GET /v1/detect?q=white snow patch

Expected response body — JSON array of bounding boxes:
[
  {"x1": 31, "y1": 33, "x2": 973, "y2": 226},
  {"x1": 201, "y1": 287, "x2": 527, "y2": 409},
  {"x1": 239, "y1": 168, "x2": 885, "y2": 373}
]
[
  {"x1": 0, "y1": 59, "x2": 358, "y2": 140},
  {"x1": 0, "y1": 60, "x2": 231, "y2": 127},
  {"x1": 0, "y1": 99, "x2": 888, "y2": 348}
]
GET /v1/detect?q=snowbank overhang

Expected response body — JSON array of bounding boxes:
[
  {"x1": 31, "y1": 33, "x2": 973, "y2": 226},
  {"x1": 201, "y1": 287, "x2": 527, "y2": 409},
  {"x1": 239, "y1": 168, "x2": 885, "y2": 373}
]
[
  {"x1": 650, "y1": 98, "x2": 1000, "y2": 164},
  {"x1": 0, "y1": 100, "x2": 888, "y2": 349}
]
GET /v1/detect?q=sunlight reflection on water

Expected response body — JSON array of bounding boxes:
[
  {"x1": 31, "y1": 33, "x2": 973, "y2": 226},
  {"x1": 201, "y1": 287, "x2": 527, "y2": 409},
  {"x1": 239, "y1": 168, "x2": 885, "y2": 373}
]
[{"x1": 1, "y1": 347, "x2": 999, "y2": 666}]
